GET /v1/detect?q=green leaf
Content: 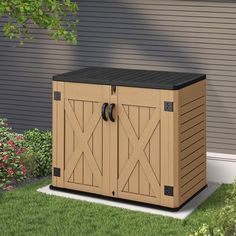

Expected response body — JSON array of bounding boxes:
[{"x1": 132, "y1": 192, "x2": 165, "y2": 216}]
[{"x1": 0, "y1": 0, "x2": 79, "y2": 44}]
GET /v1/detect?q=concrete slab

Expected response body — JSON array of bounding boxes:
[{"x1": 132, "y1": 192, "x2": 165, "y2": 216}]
[{"x1": 37, "y1": 182, "x2": 220, "y2": 219}]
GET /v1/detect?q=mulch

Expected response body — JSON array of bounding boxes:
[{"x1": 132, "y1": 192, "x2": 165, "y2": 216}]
[{"x1": 0, "y1": 176, "x2": 51, "y2": 193}]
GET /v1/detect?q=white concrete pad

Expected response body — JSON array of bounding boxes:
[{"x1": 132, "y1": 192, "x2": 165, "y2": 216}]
[{"x1": 37, "y1": 182, "x2": 220, "y2": 219}]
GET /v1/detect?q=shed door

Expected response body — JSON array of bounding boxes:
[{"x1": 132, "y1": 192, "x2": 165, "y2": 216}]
[
  {"x1": 117, "y1": 86, "x2": 161, "y2": 204},
  {"x1": 63, "y1": 83, "x2": 110, "y2": 195}
]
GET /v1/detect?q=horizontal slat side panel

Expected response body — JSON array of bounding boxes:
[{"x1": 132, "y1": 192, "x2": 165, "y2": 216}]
[
  {"x1": 180, "y1": 81, "x2": 206, "y2": 200},
  {"x1": 0, "y1": 0, "x2": 235, "y2": 155},
  {"x1": 181, "y1": 147, "x2": 205, "y2": 168}
]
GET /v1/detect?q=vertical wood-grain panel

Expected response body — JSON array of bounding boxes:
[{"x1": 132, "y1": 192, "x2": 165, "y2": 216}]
[
  {"x1": 139, "y1": 107, "x2": 150, "y2": 196},
  {"x1": 52, "y1": 81, "x2": 58, "y2": 186},
  {"x1": 102, "y1": 85, "x2": 111, "y2": 196},
  {"x1": 117, "y1": 86, "x2": 161, "y2": 205},
  {"x1": 62, "y1": 83, "x2": 106, "y2": 195},
  {"x1": 65, "y1": 100, "x2": 74, "y2": 183},
  {"x1": 110, "y1": 87, "x2": 118, "y2": 197},
  {"x1": 160, "y1": 90, "x2": 171, "y2": 206},
  {"x1": 83, "y1": 101, "x2": 93, "y2": 186},
  {"x1": 56, "y1": 82, "x2": 65, "y2": 187},
  {"x1": 119, "y1": 105, "x2": 130, "y2": 192},
  {"x1": 128, "y1": 106, "x2": 139, "y2": 194},
  {"x1": 92, "y1": 102, "x2": 101, "y2": 187},
  {"x1": 149, "y1": 107, "x2": 160, "y2": 197},
  {"x1": 74, "y1": 101, "x2": 84, "y2": 184}
]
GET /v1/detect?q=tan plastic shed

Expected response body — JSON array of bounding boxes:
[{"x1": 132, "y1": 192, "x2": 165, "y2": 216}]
[{"x1": 51, "y1": 67, "x2": 207, "y2": 209}]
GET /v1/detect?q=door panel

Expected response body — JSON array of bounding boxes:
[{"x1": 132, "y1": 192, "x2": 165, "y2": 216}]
[
  {"x1": 54, "y1": 83, "x2": 162, "y2": 202},
  {"x1": 117, "y1": 86, "x2": 161, "y2": 204},
  {"x1": 63, "y1": 83, "x2": 108, "y2": 194}
]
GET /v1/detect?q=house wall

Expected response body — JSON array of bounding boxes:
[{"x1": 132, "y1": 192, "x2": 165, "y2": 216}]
[{"x1": 0, "y1": 0, "x2": 236, "y2": 180}]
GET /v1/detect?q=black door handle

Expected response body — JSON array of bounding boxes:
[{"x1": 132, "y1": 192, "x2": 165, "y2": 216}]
[
  {"x1": 101, "y1": 103, "x2": 108, "y2": 121},
  {"x1": 109, "y1": 103, "x2": 116, "y2": 122}
]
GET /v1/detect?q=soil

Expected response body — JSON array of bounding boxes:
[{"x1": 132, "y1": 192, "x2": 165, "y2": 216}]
[{"x1": 0, "y1": 176, "x2": 51, "y2": 193}]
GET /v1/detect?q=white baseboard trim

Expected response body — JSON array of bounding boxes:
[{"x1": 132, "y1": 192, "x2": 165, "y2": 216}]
[{"x1": 207, "y1": 152, "x2": 236, "y2": 184}]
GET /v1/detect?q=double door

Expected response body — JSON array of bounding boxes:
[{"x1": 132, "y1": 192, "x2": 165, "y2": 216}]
[{"x1": 52, "y1": 82, "x2": 173, "y2": 206}]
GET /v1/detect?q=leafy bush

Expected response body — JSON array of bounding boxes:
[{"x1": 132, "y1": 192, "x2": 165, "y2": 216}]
[
  {"x1": 0, "y1": 0, "x2": 79, "y2": 44},
  {"x1": 20, "y1": 152, "x2": 37, "y2": 178},
  {"x1": 190, "y1": 178, "x2": 236, "y2": 236},
  {"x1": 0, "y1": 118, "x2": 27, "y2": 190},
  {"x1": 23, "y1": 129, "x2": 52, "y2": 177}
]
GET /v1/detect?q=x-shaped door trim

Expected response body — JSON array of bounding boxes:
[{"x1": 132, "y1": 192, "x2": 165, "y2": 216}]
[
  {"x1": 64, "y1": 99, "x2": 102, "y2": 186},
  {"x1": 118, "y1": 105, "x2": 161, "y2": 197}
]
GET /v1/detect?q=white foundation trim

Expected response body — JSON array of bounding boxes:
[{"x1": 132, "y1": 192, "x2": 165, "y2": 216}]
[
  {"x1": 207, "y1": 152, "x2": 236, "y2": 162},
  {"x1": 38, "y1": 183, "x2": 220, "y2": 219},
  {"x1": 207, "y1": 152, "x2": 236, "y2": 184}
]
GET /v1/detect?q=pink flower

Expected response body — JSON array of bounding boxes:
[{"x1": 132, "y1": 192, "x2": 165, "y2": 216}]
[
  {"x1": 4, "y1": 155, "x2": 10, "y2": 161},
  {"x1": 16, "y1": 135, "x2": 24, "y2": 140},
  {"x1": 7, "y1": 169, "x2": 14, "y2": 175},
  {"x1": 21, "y1": 165, "x2": 27, "y2": 176},
  {"x1": 6, "y1": 185, "x2": 13, "y2": 191},
  {"x1": 0, "y1": 162, "x2": 4, "y2": 167},
  {"x1": 15, "y1": 149, "x2": 22, "y2": 155},
  {"x1": 7, "y1": 140, "x2": 14, "y2": 145},
  {"x1": 7, "y1": 140, "x2": 16, "y2": 149},
  {"x1": 15, "y1": 148, "x2": 26, "y2": 155}
]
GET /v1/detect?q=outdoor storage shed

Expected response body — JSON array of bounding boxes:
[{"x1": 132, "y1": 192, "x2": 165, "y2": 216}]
[{"x1": 52, "y1": 67, "x2": 206, "y2": 209}]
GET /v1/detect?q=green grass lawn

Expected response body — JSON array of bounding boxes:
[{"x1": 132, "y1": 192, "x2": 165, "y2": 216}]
[{"x1": 0, "y1": 179, "x2": 230, "y2": 236}]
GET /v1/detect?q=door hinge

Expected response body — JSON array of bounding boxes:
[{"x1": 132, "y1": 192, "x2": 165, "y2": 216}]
[
  {"x1": 164, "y1": 186, "x2": 174, "y2": 196},
  {"x1": 111, "y1": 85, "x2": 116, "y2": 95},
  {"x1": 53, "y1": 167, "x2": 61, "y2": 177},
  {"x1": 164, "y1": 101, "x2": 174, "y2": 112},
  {"x1": 54, "y1": 91, "x2": 61, "y2": 101}
]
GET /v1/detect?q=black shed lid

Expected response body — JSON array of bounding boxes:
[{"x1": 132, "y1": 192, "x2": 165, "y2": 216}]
[{"x1": 53, "y1": 67, "x2": 206, "y2": 90}]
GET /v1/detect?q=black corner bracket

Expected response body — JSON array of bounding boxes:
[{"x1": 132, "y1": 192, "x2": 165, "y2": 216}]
[
  {"x1": 53, "y1": 167, "x2": 61, "y2": 177},
  {"x1": 54, "y1": 91, "x2": 61, "y2": 101},
  {"x1": 164, "y1": 186, "x2": 174, "y2": 196},
  {"x1": 164, "y1": 101, "x2": 174, "y2": 112}
]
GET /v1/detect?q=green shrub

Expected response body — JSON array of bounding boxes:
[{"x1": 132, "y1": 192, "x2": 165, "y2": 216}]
[
  {"x1": 20, "y1": 152, "x2": 37, "y2": 178},
  {"x1": 23, "y1": 129, "x2": 52, "y2": 177},
  {"x1": 0, "y1": 118, "x2": 27, "y2": 190},
  {"x1": 190, "y1": 178, "x2": 236, "y2": 236}
]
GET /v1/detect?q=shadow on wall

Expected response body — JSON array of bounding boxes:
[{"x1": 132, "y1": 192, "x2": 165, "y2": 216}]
[
  {"x1": 0, "y1": 19, "x2": 53, "y2": 132},
  {"x1": 0, "y1": 0, "x2": 207, "y2": 76},
  {"x1": 76, "y1": 0, "x2": 203, "y2": 74}
]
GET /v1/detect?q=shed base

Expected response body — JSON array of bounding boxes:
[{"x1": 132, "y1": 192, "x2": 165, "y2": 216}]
[{"x1": 49, "y1": 184, "x2": 207, "y2": 212}]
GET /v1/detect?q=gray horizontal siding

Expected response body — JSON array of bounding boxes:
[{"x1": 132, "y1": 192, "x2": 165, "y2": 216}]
[{"x1": 0, "y1": 0, "x2": 236, "y2": 155}]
